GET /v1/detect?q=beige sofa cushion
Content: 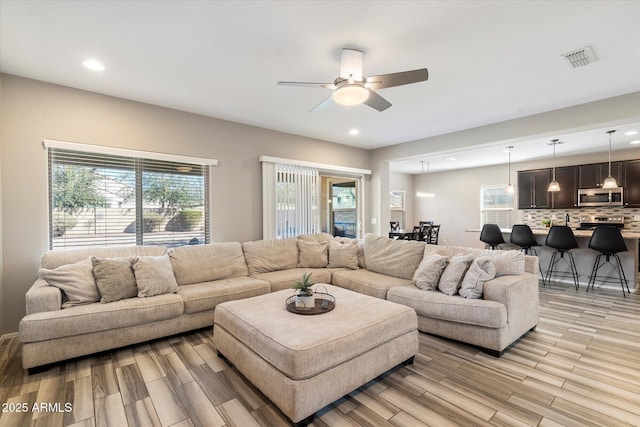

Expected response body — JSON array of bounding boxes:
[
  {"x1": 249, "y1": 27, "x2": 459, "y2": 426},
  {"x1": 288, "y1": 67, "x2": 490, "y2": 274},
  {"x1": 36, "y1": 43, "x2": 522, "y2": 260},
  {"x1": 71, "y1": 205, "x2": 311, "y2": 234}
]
[
  {"x1": 459, "y1": 257, "x2": 496, "y2": 299},
  {"x1": 39, "y1": 258, "x2": 99, "y2": 308},
  {"x1": 387, "y1": 285, "x2": 507, "y2": 328},
  {"x1": 297, "y1": 233, "x2": 333, "y2": 245},
  {"x1": 40, "y1": 245, "x2": 166, "y2": 270},
  {"x1": 364, "y1": 234, "x2": 425, "y2": 280},
  {"x1": 242, "y1": 238, "x2": 298, "y2": 274},
  {"x1": 480, "y1": 249, "x2": 526, "y2": 277},
  {"x1": 332, "y1": 269, "x2": 412, "y2": 299},
  {"x1": 251, "y1": 268, "x2": 333, "y2": 292},
  {"x1": 328, "y1": 239, "x2": 358, "y2": 269},
  {"x1": 214, "y1": 285, "x2": 417, "y2": 381},
  {"x1": 19, "y1": 293, "x2": 184, "y2": 343},
  {"x1": 177, "y1": 277, "x2": 270, "y2": 314},
  {"x1": 297, "y1": 240, "x2": 328, "y2": 268},
  {"x1": 169, "y1": 242, "x2": 248, "y2": 285}
]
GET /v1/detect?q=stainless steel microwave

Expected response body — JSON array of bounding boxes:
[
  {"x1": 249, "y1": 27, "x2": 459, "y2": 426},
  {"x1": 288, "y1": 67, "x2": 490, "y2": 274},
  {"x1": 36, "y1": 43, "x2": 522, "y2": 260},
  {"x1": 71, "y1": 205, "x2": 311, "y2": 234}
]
[{"x1": 577, "y1": 187, "x2": 624, "y2": 207}]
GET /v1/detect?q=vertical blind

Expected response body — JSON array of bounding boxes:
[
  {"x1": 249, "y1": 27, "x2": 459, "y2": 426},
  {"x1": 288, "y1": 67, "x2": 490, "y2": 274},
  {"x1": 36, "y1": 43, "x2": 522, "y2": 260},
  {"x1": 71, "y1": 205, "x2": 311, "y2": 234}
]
[
  {"x1": 48, "y1": 146, "x2": 210, "y2": 249},
  {"x1": 275, "y1": 163, "x2": 320, "y2": 238}
]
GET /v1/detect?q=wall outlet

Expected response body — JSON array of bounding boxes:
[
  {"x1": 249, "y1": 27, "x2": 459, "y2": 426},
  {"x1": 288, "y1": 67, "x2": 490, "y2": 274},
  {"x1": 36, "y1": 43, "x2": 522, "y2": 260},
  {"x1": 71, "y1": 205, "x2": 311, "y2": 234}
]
[
  {"x1": 371, "y1": 218, "x2": 377, "y2": 225},
  {"x1": 634, "y1": 215, "x2": 640, "y2": 221},
  {"x1": 527, "y1": 214, "x2": 532, "y2": 220},
  {"x1": 551, "y1": 214, "x2": 557, "y2": 220}
]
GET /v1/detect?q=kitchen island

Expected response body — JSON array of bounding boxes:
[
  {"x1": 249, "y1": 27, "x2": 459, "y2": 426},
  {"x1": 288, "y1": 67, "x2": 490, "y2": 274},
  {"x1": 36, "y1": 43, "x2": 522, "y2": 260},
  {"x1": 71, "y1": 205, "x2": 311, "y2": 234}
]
[{"x1": 467, "y1": 227, "x2": 640, "y2": 293}]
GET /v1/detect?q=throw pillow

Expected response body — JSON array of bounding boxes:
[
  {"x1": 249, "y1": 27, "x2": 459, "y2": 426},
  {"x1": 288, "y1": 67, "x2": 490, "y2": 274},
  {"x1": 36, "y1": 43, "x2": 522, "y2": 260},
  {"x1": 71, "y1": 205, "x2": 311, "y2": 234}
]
[
  {"x1": 459, "y1": 256, "x2": 496, "y2": 299},
  {"x1": 413, "y1": 254, "x2": 449, "y2": 291},
  {"x1": 39, "y1": 258, "x2": 99, "y2": 308},
  {"x1": 327, "y1": 239, "x2": 359, "y2": 269},
  {"x1": 438, "y1": 254, "x2": 473, "y2": 296},
  {"x1": 132, "y1": 255, "x2": 179, "y2": 297},
  {"x1": 480, "y1": 250, "x2": 525, "y2": 277},
  {"x1": 297, "y1": 240, "x2": 329, "y2": 268},
  {"x1": 91, "y1": 257, "x2": 138, "y2": 303}
]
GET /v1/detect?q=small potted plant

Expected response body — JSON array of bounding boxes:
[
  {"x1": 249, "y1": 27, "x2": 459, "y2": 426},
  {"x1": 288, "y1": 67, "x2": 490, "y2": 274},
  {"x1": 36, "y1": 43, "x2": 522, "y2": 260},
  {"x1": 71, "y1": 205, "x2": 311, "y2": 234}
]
[
  {"x1": 293, "y1": 272, "x2": 315, "y2": 309},
  {"x1": 541, "y1": 219, "x2": 551, "y2": 228}
]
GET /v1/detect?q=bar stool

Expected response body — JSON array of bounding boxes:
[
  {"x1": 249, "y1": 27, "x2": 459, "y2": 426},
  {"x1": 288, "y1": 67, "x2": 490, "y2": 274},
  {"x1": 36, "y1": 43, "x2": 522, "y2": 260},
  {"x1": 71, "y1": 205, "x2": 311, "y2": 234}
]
[
  {"x1": 480, "y1": 224, "x2": 505, "y2": 250},
  {"x1": 544, "y1": 225, "x2": 579, "y2": 289},
  {"x1": 510, "y1": 224, "x2": 545, "y2": 284},
  {"x1": 586, "y1": 226, "x2": 630, "y2": 297}
]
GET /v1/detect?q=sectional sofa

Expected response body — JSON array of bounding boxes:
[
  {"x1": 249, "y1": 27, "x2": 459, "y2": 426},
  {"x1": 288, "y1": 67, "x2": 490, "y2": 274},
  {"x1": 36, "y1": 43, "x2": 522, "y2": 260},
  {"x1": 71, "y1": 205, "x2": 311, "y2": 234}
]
[{"x1": 19, "y1": 233, "x2": 539, "y2": 370}]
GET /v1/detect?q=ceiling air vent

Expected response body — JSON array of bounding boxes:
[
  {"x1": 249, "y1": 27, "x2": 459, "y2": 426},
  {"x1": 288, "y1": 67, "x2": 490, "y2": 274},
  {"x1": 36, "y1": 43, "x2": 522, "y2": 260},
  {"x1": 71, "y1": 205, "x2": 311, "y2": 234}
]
[{"x1": 562, "y1": 46, "x2": 596, "y2": 68}]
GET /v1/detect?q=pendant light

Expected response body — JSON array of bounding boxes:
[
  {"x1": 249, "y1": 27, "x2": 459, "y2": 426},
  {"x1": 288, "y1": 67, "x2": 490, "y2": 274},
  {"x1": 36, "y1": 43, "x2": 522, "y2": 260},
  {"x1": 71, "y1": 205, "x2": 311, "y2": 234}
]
[
  {"x1": 416, "y1": 161, "x2": 435, "y2": 198},
  {"x1": 547, "y1": 139, "x2": 561, "y2": 192},
  {"x1": 505, "y1": 146, "x2": 514, "y2": 194},
  {"x1": 602, "y1": 130, "x2": 618, "y2": 189}
]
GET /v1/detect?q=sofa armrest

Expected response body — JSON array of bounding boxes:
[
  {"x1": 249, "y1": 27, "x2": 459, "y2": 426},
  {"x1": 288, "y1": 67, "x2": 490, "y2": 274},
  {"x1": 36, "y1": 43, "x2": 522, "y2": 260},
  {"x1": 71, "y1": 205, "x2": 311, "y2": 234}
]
[
  {"x1": 483, "y1": 273, "x2": 539, "y2": 330},
  {"x1": 524, "y1": 255, "x2": 538, "y2": 275},
  {"x1": 25, "y1": 278, "x2": 62, "y2": 315}
]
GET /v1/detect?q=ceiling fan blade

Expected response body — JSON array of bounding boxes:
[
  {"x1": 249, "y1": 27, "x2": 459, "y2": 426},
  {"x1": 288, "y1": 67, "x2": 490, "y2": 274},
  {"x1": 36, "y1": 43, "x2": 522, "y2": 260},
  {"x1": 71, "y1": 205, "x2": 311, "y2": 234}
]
[
  {"x1": 363, "y1": 90, "x2": 392, "y2": 112},
  {"x1": 310, "y1": 95, "x2": 335, "y2": 112},
  {"x1": 366, "y1": 68, "x2": 428, "y2": 90},
  {"x1": 278, "y1": 81, "x2": 336, "y2": 89},
  {"x1": 339, "y1": 48, "x2": 364, "y2": 81}
]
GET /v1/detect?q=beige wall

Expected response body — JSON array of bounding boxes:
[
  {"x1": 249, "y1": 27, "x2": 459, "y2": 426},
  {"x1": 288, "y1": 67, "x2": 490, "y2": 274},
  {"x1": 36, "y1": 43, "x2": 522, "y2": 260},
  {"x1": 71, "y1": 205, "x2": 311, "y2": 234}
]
[{"x1": 0, "y1": 74, "x2": 370, "y2": 334}]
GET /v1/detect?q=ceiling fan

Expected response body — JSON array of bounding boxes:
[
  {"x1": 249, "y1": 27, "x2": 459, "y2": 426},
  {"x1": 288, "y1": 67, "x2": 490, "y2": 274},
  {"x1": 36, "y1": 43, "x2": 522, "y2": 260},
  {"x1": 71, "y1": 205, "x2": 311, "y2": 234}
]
[{"x1": 277, "y1": 48, "x2": 429, "y2": 112}]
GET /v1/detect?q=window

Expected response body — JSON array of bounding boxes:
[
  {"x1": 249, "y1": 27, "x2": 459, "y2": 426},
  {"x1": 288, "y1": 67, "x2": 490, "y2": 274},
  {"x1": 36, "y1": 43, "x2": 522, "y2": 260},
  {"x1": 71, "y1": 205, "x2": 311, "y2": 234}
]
[
  {"x1": 274, "y1": 163, "x2": 320, "y2": 238},
  {"x1": 480, "y1": 186, "x2": 514, "y2": 229},
  {"x1": 46, "y1": 140, "x2": 215, "y2": 249}
]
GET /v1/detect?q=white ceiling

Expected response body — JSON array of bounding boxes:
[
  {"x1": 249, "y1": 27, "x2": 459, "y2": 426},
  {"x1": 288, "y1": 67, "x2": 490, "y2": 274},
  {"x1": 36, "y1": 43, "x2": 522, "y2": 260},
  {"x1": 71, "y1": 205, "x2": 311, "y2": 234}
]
[{"x1": 1, "y1": 0, "x2": 639, "y2": 173}]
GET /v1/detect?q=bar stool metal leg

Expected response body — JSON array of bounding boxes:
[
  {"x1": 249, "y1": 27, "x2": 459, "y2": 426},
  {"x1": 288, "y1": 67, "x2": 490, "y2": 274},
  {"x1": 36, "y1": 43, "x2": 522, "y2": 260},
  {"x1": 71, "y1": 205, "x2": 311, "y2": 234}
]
[{"x1": 588, "y1": 253, "x2": 630, "y2": 297}]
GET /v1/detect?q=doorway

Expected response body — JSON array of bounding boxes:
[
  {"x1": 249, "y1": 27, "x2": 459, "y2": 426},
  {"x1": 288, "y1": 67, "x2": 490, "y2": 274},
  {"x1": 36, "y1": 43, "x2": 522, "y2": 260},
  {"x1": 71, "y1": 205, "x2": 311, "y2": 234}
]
[{"x1": 321, "y1": 177, "x2": 360, "y2": 238}]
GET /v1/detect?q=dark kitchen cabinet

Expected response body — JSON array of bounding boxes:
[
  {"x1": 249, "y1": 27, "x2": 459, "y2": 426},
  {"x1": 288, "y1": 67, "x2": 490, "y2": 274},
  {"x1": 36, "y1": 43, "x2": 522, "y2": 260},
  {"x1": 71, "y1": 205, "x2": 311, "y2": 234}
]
[
  {"x1": 578, "y1": 162, "x2": 623, "y2": 189},
  {"x1": 518, "y1": 169, "x2": 552, "y2": 209},
  {"x1": 624, "y1": 160, "x2": 640, "y2": 207},
  {"x1": 552, "y1": 166, "x2": 578, "y2": 208}
]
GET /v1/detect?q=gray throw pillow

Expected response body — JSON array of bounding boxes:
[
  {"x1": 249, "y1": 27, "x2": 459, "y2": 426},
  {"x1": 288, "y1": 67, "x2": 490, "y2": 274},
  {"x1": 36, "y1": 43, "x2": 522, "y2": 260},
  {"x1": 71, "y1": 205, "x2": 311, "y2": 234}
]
[
  {"x1": 413, "y1": 254, "x2": 449, "y2": 291},
  {"x1": 297, "y1": 240, "x2": 329, "y2": 268},
  {"x1": 39, "y1": 258, "x2": 99, "y2": 308},
  {"x1": 438, "y1": 254, "x2": 473, "y2": 296},
  {"x1": 92, "y1": 257, "x2": 137, "y2": 303},
  {"x1": 132, "y1": 255, "x2": 179, "y2": 297},
  {"x1": 459, "y1": 256, "x2": 496, "y2": 299}
]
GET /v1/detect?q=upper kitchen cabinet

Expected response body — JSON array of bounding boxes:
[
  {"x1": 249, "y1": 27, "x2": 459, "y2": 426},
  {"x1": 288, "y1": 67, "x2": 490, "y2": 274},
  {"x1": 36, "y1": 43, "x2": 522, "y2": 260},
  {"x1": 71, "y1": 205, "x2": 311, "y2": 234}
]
[
  {"x1": 578, "y1": 162, "x2": 624, "y2": 189},
  {"x1": 624, "y1": 160, "x2": 640, "y2": 207},
  {"x1": 552, "y1": 166, "x2": 578, "y2": 209},
  {"x1": 518, "y1": 169, "x2": 552, "y2": 209}
]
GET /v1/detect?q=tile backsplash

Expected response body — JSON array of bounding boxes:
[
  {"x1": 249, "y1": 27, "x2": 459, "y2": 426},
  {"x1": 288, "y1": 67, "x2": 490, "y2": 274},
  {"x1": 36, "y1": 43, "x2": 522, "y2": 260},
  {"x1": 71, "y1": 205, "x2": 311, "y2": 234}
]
[{"x1": 520, "y1": 207, "x2": 640, "y2": 230}]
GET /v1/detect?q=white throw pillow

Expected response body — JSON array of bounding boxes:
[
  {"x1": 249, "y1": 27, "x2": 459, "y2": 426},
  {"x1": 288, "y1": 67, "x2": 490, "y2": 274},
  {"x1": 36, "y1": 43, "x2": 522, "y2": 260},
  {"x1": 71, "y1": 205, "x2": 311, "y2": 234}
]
[
  {"x1": 438, "y1": 254, "x2": 473, "y2": 296},
  {"x1": 480, "y1": 250, "x2": 525, "y2": 277},
  {"x1": 413, "y1": 255, "x2": 449, "y2": 291},
  {"x1": 459, "y1": 256, "x2": 496, "y2": 299},
  {"x1": 39, "y1": 258, "x2": 100, "y2": 308},
  {"x1": 132, "y1": 255, "x2": 179, "y2": 297}
]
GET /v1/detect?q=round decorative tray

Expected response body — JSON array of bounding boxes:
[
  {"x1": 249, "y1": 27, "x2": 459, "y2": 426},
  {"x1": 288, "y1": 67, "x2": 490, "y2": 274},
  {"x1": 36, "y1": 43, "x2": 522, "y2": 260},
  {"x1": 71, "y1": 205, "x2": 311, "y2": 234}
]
[{"x1": 286, "y1": 288, "x2": 336, "y2": 315}]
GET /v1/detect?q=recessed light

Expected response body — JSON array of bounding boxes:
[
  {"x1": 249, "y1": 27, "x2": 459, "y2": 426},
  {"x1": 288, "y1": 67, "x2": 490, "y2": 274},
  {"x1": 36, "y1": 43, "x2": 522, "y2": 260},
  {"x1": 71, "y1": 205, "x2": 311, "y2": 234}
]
[
  {"x1": 445, "y1": 157, "x2": 456, "y2": 161},
  {"x1": 348, "y1": 129, "x2": 359, "y2": 136},
  {"x1": 630, "y1": 140, "x2": 640, "y2": 145},
  {"x1": 624, "y1": 130, "x2": 638, "y2": 136},
  {"x1": 83, "y1": 59, "x2": 105, "y2": 71}
]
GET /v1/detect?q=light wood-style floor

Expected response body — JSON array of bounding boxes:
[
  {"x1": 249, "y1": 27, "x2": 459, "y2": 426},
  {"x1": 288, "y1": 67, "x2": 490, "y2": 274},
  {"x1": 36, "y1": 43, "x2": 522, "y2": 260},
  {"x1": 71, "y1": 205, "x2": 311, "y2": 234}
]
[{"x1": 1, "y1": 284, "x2": 639, "y2": 427}]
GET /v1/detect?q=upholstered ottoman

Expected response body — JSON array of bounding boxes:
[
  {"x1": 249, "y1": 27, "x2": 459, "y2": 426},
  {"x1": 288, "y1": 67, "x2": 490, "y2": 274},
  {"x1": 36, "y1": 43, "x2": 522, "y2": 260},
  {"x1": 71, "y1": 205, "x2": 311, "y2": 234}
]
[{"x1": 213, "y1": 284, "x2": 418, "y2": 425}]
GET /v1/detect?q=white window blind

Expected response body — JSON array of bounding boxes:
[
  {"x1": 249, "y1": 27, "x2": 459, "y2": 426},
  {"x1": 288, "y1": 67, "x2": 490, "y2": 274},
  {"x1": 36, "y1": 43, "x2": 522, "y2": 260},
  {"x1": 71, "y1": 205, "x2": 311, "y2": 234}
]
[
  {"x1": 480, "y1": 186, "x2": 514, "y2": 229},
  {"x1": 47, "y1": 144, "x2": 211, "y2": 249}
]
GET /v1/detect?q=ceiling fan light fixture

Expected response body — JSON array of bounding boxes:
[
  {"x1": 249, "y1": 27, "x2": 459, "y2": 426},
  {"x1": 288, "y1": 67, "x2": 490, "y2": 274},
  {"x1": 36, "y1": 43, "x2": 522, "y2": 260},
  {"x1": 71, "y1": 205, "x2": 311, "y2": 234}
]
[{"x1": 332, "y1": 84, "x2": 369, "y2": 106}]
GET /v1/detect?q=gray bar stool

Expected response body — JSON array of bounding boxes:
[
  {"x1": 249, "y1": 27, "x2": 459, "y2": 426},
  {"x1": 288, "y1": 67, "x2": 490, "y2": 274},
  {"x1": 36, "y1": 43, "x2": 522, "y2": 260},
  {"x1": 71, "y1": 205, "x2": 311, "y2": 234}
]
[
  {"x1": 510, "y1": 224, "x2": 545, "y2": 285},
  {"x1": 544, "y1": 225, "x2": 579, "y2": 289},
  {"x1": 586, "y1": 226, "x2": 630, "y2": 297}
]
